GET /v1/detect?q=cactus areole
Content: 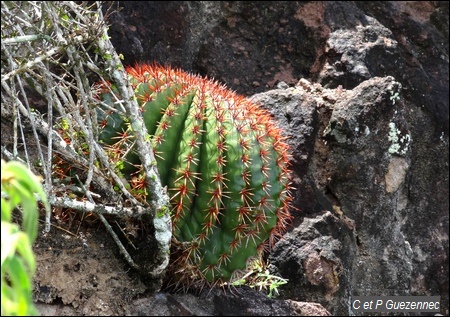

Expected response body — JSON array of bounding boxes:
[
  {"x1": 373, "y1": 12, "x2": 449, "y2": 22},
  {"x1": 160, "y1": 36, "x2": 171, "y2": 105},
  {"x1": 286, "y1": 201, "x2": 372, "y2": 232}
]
[{"x1": 98, "y1": 64, "x2": 293, "y2": 286}]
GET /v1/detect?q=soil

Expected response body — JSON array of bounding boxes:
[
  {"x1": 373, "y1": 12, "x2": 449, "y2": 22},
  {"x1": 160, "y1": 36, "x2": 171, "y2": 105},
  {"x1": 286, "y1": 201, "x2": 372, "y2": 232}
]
[{"x1": 32, "y1": 213, "x2": 148, "y2": 316}]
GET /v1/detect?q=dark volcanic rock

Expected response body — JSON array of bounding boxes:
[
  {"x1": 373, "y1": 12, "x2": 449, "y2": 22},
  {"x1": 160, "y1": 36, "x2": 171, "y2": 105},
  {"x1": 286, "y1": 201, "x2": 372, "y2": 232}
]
[
  {"x1": 258, "y1": 76, "x2": 422, "y2": 315},
  {"x1": 268, "y1": 211, "x2": 354, "y2": 313},
  {"x1": 123, "y1": 288, "x2": 331, "y2": 316}
]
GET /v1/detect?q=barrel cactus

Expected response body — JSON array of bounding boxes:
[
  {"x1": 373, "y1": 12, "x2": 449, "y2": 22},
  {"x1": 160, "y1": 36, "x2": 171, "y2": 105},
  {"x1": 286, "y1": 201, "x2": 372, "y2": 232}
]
[{"x1": 97, "y1": 64, "x2": 293, "y2": 287}]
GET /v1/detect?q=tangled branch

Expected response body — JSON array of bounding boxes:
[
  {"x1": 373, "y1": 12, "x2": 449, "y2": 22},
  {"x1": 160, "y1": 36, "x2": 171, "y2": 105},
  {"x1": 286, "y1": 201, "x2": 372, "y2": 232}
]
[{"x1": 1, "y1": 1, "x2": 171, "y2": 279}]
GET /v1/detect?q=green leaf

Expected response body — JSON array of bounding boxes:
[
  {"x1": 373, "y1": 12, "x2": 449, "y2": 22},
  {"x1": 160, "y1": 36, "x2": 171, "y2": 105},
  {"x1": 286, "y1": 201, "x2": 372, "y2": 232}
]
[
  {"x1": 6, "y1": 180, "x2": 37, "y2": 242},
  {"x1": 1, "y1": 197, "x2": 11, "y2": 222},
  {"x1": 1, "y1": 160, "x2": 42, "y2": 316},
  {"x1": 7, "y1": 256, "x2": 32, "y2": 293},
  {"x1": 1, "y1": 160, "x2": 50, "y2": 242},
  {"x1": 1, "y1": 222, "x2": 21, "y2": 265},
  {"x1": 15, "y1": 231, "x2": 36, "y2": 274}
]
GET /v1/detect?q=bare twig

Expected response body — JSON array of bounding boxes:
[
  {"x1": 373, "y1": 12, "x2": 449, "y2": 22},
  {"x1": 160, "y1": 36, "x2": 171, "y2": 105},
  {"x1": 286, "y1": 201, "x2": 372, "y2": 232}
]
[
  {"x1": 1, "y1": 1, "x2": 172, "y2": 281},
  {"x1": 94, "y1": 3, "x2": 172, "y2": 277}
]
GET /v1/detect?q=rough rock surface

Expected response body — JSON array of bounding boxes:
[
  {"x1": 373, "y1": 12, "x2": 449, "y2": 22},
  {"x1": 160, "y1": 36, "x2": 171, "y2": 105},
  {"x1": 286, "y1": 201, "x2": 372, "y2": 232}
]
[{"x1": 31, "y1": 1, "x2": 448, "y2": 316}]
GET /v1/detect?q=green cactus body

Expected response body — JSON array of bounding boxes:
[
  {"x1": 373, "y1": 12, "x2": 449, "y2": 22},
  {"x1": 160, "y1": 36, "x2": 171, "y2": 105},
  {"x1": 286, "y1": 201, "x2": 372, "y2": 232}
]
[{"x1": 98, "y1": 64, "x2": 292, "y2": 285}]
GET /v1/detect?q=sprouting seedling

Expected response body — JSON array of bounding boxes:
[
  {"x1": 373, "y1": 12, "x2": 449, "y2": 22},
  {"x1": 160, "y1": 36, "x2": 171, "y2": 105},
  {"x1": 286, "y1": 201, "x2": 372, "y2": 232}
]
[{"x1": 389, "y1": 90, "x2": 400, "y2": 105}]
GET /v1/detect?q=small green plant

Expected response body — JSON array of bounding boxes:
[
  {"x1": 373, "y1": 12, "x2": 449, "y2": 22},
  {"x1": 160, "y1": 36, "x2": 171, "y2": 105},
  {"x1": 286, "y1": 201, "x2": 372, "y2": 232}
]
[
  {"x1": 1, "y1": 160, "x2": 50, "y2": 316},
  {"x1": 389, "y1": 90, "x2": 400, "y2": 105},
  {"x1": 231, "y1": 259, "x2": 288, "y2": 298}
]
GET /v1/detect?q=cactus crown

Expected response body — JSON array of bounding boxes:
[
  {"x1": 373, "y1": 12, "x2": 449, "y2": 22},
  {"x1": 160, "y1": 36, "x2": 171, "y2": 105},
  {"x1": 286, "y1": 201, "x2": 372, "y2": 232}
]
[{"x1": 98, "y1": 63, "x2": 293, "y2": 288}]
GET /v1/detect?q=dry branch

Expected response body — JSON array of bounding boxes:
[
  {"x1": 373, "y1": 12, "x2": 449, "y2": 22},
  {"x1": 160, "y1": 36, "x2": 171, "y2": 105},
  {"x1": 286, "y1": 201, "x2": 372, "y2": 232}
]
[{"x1": 1, "y1": 1, "x2": 171, "y2": 282}]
